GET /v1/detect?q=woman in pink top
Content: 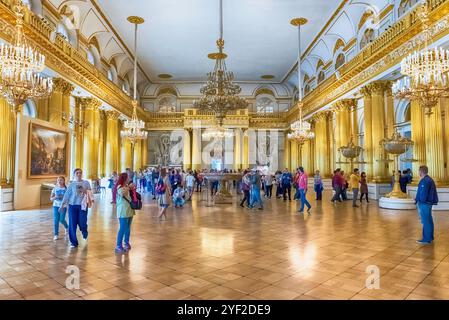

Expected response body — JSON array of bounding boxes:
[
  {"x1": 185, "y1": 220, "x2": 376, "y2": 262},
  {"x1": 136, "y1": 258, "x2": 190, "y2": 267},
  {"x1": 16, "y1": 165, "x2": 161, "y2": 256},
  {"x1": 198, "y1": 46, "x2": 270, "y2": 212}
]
[{"x1": 298, "y1": 167, "x2": 312, "y2": 214}]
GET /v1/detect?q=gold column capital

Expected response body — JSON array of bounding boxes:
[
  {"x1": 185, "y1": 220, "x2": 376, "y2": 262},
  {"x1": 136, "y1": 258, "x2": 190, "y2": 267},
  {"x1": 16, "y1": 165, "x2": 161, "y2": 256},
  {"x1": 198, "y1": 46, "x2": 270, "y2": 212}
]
[
  {"x1": 79, "y1": 97, "x2": 102, "y2": 111},
  {"x1": 312, "y1": 110, "x2": 333, "y2": 122},
  {"x1": 52, "y1": 77, "x2": 75, "y2": 95},
  {"x1": 105, "y1": 110, "x2": 121, "y2": 120},
  {"x1": 333, "y1": 99, "x2": 356, "y2": 113},
  {"x1": 360, "y1": 85, "x2": 372, "y2": 98},
  {"x1": 365, "y1": 80, "x2": 390, "y2": 95}
]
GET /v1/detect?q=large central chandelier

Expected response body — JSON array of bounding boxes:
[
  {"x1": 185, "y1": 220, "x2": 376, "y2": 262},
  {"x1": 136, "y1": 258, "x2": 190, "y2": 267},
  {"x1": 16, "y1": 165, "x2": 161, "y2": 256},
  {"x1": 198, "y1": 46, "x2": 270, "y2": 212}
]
[
  {"x1": 392, "y1": 0, "x2": 449, "y2": 115},
  {"x1": 0, "y1": 0, "x2": 53, "y2": 109},
  {"x1": 121, "y1": 16, "x2": 147, "y2": 145},
  {"x1": 288, "y1": 18, "x2": 314, "y2": 146},
  {"x1": 193, "y1": 0, "x2": 247, "y2": 126}
]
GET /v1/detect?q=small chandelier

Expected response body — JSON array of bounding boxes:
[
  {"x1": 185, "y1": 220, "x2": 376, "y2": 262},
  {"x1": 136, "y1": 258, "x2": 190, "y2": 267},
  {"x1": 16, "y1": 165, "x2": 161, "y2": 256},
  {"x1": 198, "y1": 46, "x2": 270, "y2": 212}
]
[
  {"x1": 0, "y1": 0, "x2": 53, "y2": 109},
  {"x1": 193, "y1": 0, "x2": 248, "y2": 126},
  {"x1": 288, "y1": 18, "x2": 314, "y2": 146},
  {"x1": 120, "y1": 16, "x2": 147, "y2": 144},
  {"x1": 202, "y1": 125, "x2": 233, "y2": 140},
  {"x1": 392, "y1": 0, "x2": 449, "y2": 115}
]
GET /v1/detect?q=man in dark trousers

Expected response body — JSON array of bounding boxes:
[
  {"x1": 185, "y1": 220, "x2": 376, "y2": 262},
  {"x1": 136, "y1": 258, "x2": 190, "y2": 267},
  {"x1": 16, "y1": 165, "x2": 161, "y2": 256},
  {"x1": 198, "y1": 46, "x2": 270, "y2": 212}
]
[
  {"x1": 415, "y1": 165, "x2": 438, "y2": 244},
  {"x1": 281, "y1": 168, "x2": 293, "y2": 201}
]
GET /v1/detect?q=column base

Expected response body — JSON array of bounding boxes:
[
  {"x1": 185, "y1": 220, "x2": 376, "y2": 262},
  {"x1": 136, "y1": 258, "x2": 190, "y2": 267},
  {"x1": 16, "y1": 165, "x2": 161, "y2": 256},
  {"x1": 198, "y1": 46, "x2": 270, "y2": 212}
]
[
  {"x1": 368, "y1": 183, "x2": 392, "y2": 200},
  {"x1": 0, "y1": 185, "x2": 14, "y2": 212},
  {"x1": 408, "y1": 186, "x2": 449, "y2": 210},
  {"x1": 379, "y1": 197, "x2": 416, "y2": 210}
]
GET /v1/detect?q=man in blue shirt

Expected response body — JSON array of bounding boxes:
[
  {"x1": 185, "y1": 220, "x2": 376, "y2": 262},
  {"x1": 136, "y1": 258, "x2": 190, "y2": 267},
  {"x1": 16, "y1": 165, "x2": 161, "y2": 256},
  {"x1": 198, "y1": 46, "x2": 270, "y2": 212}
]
[
  {"x1": 281, "y1": 168, "x2": 293, "y2": 201},
  {"x1": 415, "y1": 165, "x2": 438, "y2": 244}
]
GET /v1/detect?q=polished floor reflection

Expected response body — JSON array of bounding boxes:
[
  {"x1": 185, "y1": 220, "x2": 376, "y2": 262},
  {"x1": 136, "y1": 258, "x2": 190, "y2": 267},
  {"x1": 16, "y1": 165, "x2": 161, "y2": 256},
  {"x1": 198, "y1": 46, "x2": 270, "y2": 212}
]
[{"x1": 1, "y1": 191, "x2": 449, "y2": 300}]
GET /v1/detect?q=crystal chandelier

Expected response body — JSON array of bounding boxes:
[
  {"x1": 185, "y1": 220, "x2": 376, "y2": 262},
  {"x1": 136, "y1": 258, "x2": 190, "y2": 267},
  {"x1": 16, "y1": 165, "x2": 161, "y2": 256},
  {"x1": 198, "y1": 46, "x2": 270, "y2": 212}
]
[
  {"x1": 120, "y1": 16, "x2": 147, "y2": 144},
  {"x1": 288, "y1": 18, "x2": 314, "y2": 146},
  {"x1": 392, "y1": 0, "x2": 449, "y2": 115},
  {"x1": 202, "y1": 126, "x2": 233, "y2": 140},
  {"x1": 193, "y1": 0, "x2": 248, "y2": 126},
  {"x1": 0, "y1": 0, "x2": 53, "y2": 109}
]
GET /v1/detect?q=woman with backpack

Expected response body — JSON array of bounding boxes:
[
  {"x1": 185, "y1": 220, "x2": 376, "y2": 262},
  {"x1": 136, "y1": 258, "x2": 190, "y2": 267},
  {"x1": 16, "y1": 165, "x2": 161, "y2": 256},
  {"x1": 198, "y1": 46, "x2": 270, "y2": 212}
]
[
  {"x1": 115, "y1": 172, "x2": 135, "y2": 253},
  {"x1": 156, "y1": 168, "x2": 171, "y2": 221}
]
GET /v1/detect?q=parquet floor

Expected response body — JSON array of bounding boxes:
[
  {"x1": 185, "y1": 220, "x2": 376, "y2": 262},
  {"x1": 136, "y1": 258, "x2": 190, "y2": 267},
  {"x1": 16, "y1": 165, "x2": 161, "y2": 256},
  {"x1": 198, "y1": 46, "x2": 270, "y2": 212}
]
[{"x1": 1, "y1": 190, "x2": 449, "y2": 300}]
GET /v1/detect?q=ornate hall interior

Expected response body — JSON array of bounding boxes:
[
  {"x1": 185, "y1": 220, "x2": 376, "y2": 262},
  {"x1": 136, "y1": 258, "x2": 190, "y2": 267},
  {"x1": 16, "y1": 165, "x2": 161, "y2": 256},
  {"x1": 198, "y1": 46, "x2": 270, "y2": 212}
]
[{"x1": 1, "y1": 0, "x2": 449, "y2": 301}]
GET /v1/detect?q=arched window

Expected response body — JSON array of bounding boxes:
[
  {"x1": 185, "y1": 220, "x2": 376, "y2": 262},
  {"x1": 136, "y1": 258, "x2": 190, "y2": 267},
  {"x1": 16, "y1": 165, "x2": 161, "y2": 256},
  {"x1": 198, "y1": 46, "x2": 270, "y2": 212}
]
[
  {"x1": 23, "y1": 99, "x2": 36, "y2": 118},
  {"x1": 57, "y1": 23, "x2": 69, "y2": 41},
  {"x1": 304, "y1": 84, "x2": 311, "y2": 95},
  {"x1": 398, "y1": 0, "x2": 419, "y2": 17},
  {"x1": 107, "y1": 66, "x2": 118, "y2": 84},
  {"x1": 87, "y1": 50, "x2": 95, "y2": 65},
  {"x1": 317, "y1": 71, "x2": 325, "y2": 84},
  {"x1": 360, "y1": 29, "x2": 374, "y2": 50},
  {"x1": 122, "y1": 79, "x2": 130, "y2": 95},
  {"x1": 158, "y1": 95, "x2": 177, "y2": 113},
  {"x1": 256, "y1": 96, "x2": 276, "y2": 113},
  {"x1": 335, "y1": 53, "x2": 345, "y2": 70}
]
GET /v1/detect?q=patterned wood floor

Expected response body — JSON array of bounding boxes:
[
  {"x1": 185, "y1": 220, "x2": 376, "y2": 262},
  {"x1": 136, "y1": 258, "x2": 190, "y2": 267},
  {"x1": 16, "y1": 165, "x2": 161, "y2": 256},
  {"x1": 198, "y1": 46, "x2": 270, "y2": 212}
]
[{"x1": 1, "y1": 190, "x2": 449, "y2": 300}]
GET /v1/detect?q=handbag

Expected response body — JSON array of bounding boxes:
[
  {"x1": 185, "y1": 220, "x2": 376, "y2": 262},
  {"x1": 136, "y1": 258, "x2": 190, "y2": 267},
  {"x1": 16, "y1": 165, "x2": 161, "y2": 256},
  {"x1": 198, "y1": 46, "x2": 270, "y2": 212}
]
[{"x1": 124, "y1": 192, "x2": 142, "y2": 210}]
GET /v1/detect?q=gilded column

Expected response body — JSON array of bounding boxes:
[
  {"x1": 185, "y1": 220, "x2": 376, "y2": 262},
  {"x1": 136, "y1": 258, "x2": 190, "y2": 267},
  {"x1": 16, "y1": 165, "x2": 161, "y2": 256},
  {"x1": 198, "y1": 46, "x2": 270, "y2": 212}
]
[
  {"x1": 425, "y1": 99, "x2": 446, "y2": 184},
  {"x1": 301, "y1": 139, "x2": 311, "y2": 174},
  {"x1": 37, "y1": 98, "x2": 49, "y2": 121},
  {"x1": 48, "y1": 78, "x2": 74, "y2": 127},
  {"x1": 105, "y1": 110, "x2": 120, "y2": 175},
  {"x1": 183, "y1": 128, "x2": 192, "y2": 170},
  {"x1": 120, "y1": 120, "x2": 133, "y2": 172},
  {"x1": 327, "y1": 112, "x2": 335, "y2": 178},
  {"x1": 192, "y1": 127, "x2": 202, "y2": 170},
  {"x1": 80, "y1": 97, "x2": 102, "y2": 179},
  {"x1": 360, "y1": 85, "x2": 373, "y2": 179},
  {"x1": 290, "y1": 140, "x2": 298, "y2": 170},
  {"x1": 411, "y1": 100, "x2": 426, "y2": 182},
  {"x1": 98, "y1": 111, "x2": 107, "y2": 177},
  {"x1": 385, "y1": 83, "x2": 395, "y2": 137},
  {"x1": 313, "y1": 111, "x2": 332, "y2": 177},
  {"x1": 333, "y1": 99, "x2": 353, "y2": 172},
  {"x1": 0, "y1": 99, "x2": 17, "y2": 186},
  {"x1": 233, "y1": 128, "x2": 242, "y2": 171},
  {"x1": 141, "y1": 138, "x2": 149, "y2": 169},
  {"x1": 284, "y1": 131, "x2": 291, "y2": 170},
  {"x1": 369, "y1": 81, "x2": 389, "y2": 182},
  {"x1": 242, "y1": 128, "x2": 249, "y2": 170},
  {"x1": 133, "y1": 139, "x2": 142, "y2": 170}
]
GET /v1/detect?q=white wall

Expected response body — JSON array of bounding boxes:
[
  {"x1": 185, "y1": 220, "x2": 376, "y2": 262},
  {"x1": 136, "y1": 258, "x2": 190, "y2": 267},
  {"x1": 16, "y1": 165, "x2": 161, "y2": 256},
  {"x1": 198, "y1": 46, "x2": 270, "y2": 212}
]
[{"x1": 14, "y1": 115, "x2": 70, "y2": 210}]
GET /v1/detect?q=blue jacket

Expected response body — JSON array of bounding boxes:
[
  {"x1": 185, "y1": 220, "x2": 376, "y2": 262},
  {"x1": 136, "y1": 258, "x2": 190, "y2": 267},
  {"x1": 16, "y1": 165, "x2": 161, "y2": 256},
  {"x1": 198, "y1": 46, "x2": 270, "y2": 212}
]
[{"x1": 415, "y1": 175, "x2": 438, "y2": 205}]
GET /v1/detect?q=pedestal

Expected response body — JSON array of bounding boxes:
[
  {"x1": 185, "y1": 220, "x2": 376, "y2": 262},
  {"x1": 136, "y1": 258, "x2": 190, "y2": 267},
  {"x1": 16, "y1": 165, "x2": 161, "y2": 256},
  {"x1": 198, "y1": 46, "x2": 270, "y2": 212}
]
[
  {"x1": 0, "y1": 186, "x2": 14, "y2": 212},
  {"x1": 408, "y1": 186, "x2": 449, "y2": 210},
  {"x1": 214, "y1": 179, "x2": 233, "y2": 204},
  {"x1": 379, "y1": 197, "x2": 416, "y2": 210}
]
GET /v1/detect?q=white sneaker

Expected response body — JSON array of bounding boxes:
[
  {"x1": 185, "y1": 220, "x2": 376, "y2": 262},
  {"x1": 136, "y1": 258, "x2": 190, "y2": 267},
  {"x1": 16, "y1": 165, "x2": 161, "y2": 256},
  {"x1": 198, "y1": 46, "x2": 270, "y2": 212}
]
[{"x1": 53, "y1": 235, "x2": 58, "y2": 241}]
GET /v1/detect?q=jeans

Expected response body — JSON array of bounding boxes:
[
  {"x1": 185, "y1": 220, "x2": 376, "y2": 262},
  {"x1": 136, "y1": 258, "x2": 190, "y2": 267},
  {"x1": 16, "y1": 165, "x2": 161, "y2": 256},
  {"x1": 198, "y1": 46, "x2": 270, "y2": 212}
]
[
  {"x1": 283, "y1": 185, "x2": 291, "y2": 200},
  {"x1": 174, "y1": 197, "x2": 185, "y2": 207},
  {"x1": 250, "y1": 186, "x2": 263, "y2": 209},
  {"x1": 331, "y1": 187, "x2": 342, "y2": 202},
  {"x1": 298, "y1": 189, "x2": 311, "y2": 212},
  {"x1": 68, "y1": 205, "x2": 88, "y2": 247},
  {"x1": 240, "y1": 190, "x2": 250, "y2": 206},
  {"x1": 53, "y1": 206, "x2": 68, "y2": 236},
  {"x1": 265, "y1": 185, "x2": 273, "y2": 198},
  {"x1": 352, "y1": 188, "x2": 359, "y2": 207},
  {"x1": 116, "y1": 217, "x2": 133, "y2": 247},
  {"x1": 417, "y1": 203, "x2": 434, "y2": 242},
  {"x1": 314, "y1": 184, "x2": 322, "y2": 200}
]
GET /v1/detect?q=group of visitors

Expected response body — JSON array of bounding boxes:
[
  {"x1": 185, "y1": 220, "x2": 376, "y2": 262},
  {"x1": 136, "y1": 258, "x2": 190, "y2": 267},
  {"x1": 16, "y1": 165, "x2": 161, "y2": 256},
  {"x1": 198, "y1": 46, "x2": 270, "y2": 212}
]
[{"x1": 49, "y1": 164, "x2": 439, "y2": 255}]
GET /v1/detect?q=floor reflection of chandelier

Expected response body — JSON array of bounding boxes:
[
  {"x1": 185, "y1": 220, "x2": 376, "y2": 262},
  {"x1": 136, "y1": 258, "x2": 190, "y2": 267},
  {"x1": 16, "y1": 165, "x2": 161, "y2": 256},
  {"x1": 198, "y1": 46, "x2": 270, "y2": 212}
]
[
  {"x1": 392, "y1": 1, "x2": 449, "y2": 115},
  {"x1": 193, "y1": 0, "x2": 247, "y2": 126},
  {"x1": 288, "y1": 17, "x2": 314, "y2": 146},
  {"x1": 120, "y1": 16, "x2": 147, "y2": 145},
  {"x1": 0, "y1": 0, "x2": 53, "y2": 110}
]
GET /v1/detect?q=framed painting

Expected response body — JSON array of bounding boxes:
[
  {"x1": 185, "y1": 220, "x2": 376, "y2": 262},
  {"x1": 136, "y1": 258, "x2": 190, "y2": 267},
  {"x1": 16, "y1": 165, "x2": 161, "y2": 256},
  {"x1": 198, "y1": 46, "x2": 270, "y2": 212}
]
[{"x1": 28, "y1": 123, "x2": 69, "y2": 179}]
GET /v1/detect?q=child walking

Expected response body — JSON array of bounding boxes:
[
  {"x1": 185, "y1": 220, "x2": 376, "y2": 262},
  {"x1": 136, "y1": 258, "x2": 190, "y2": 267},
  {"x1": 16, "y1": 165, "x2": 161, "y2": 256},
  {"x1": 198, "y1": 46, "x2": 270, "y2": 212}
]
[{"x1": 173, "y1": 185, "x2": 185, "y2": 208}]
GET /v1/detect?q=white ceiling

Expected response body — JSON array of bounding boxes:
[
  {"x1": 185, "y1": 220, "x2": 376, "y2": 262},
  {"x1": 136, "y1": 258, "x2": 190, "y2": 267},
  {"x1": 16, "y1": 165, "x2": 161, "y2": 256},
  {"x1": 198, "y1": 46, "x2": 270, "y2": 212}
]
[{"x1": 95, "y1": 0, "x2": 341, "y2": 83}]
